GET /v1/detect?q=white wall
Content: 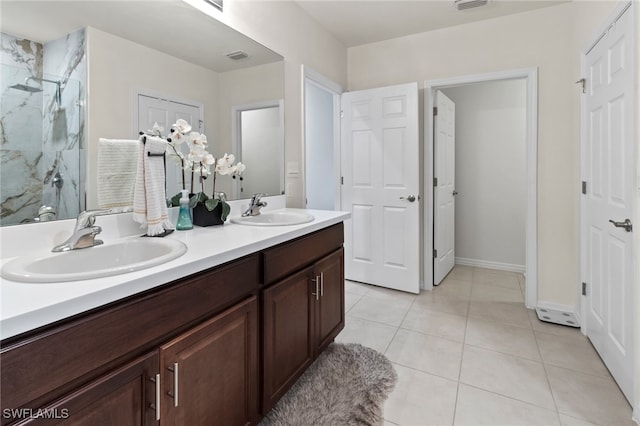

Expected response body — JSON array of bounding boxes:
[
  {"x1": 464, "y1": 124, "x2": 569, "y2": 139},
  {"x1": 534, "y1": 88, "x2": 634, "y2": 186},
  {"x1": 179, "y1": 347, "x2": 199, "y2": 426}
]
[
  {"x1": 217, "y1": 62, "x2": 284, "y2": 154},
  {"x1": 347, "y1": 1, "x2": 619, "y2": 306},
  {"x1": 193, "y1": 0, "x2": 348, "y2": 207},
  {"x1": 86, "y1": 27, "x2": 218, "y2": 209},
  {"x1": 443, "y1": 79, "x2": 526, "y2": 270}
]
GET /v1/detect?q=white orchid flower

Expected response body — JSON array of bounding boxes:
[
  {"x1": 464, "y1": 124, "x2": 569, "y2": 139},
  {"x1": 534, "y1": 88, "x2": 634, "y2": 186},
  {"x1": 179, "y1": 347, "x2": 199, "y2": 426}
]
[
  {"x1": 195, "y1": 163, "x2": 211, "y2": 176},
  {"x1": 217, "y1": 153, "x2": 235, "y2": 166},
  {"x1": 170, "y1": 119, "x2": 192, "y2": 144},
  {"x1": 189, "y1": 131, "x2": 207, "y2": 146},
  {"x1": 235, "y1": 162, "x2": 246, "y2": 175},
  {"x1": 172, "y1": 119, "x2": 192, "y2": 134},
  {"x1": 203, "y1": 154, "x2": 216, "y2": 166}
]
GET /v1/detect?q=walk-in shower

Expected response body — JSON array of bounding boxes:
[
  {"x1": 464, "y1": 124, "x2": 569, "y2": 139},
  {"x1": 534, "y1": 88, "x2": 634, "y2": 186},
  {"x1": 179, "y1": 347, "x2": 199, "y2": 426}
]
[
  {"x1": 9, "y1": 76, "x2": 62, "y2": 106},
  {"x1": 1, "y1": 64, "x2": 82, "y2": 225}
]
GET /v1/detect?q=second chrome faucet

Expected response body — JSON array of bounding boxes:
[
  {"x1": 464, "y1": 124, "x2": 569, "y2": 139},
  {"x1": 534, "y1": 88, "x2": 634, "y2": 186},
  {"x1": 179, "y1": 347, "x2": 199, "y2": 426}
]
[{"x1": 242, "y1": 193, "x2": 267, "y2": 217}]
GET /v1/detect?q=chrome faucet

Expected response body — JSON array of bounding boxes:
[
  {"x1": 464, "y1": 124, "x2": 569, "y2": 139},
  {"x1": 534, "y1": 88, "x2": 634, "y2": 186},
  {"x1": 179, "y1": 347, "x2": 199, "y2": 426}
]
[
  {"x1": 52, "y1": 210, "x2": 110, "y2": 252},
  {"x1": 242, "y1": 193, "x2": 268, "y2": 217}
]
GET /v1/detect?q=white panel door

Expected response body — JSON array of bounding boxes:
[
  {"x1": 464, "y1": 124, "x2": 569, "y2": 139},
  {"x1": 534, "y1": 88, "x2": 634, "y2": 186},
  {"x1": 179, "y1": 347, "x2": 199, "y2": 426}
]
[
  {"x1": 583, "y1": 5, "x2": 634, "y2": 403},
  {"x1": 341, "y1": 82, "x2": 420, "y2": 294},
  {"x1": 137, "y1": 94, "x2": 202, "y2": 196},
  {"x1": 433, "y1": 91, "x2": 456, "y2": 285}
]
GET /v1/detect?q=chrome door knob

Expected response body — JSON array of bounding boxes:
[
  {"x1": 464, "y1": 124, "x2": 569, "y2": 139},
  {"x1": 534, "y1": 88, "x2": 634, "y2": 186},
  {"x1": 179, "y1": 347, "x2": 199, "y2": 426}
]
[
  {"x1": 400, "y1": 195, "x2": 416, "y2": 202},
  {"x1": 609, "y1": 218, "x2": 633, "y2": 232}
]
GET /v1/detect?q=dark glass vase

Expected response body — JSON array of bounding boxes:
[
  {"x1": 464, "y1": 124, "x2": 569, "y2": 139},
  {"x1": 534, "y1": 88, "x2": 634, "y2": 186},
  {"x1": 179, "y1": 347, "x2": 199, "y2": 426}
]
[{"x1": 192, "y1": 202, "x2": 224, "y2": 227}]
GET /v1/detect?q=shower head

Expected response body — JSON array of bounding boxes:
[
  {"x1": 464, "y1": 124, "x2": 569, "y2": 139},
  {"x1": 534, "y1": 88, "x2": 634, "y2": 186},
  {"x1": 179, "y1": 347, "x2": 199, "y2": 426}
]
[
  {"x1": 9, "y1": 84, "x2": 42, "y2": 93},
  {"x1": 9, "y1": 83, "x2": 43, "y2": 93},
  {"x1": 8, "y1": 76, "x2": 61, "y2": 105}
]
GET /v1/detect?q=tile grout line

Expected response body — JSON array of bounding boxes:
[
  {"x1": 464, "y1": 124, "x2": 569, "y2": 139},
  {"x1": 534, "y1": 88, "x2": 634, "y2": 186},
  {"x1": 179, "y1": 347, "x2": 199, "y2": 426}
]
[{"x1": 451, "y1": 283, "x2": 471, "y2": 426}]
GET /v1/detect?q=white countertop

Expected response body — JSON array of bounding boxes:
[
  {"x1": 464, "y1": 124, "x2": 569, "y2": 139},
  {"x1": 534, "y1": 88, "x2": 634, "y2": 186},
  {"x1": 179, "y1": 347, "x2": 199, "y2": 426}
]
[{"x1": 0, "y1": 205, "x2": 349, "y2": 340}]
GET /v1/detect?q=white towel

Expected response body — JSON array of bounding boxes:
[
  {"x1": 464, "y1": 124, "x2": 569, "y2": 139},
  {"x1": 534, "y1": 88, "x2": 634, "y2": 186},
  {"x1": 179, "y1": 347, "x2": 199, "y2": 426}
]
[
  {"x1": 97, "y1": 138, "x2": 138, "y2": 210},
  {"x1": 133, "y1": 135, "x2": 174, "y2": 236}
]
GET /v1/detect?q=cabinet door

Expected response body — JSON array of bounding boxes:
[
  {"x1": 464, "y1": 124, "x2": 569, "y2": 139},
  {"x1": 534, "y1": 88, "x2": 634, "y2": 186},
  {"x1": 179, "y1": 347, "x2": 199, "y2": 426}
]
[
  {"x1": 159, "y1": 296, "x2": 258, "y2": 426},
  {"x1": 262, "y1": 268, "x2": 314, "y2": 414},
  {"x1": 314, "y1": 248, "x2": 345, "y2": 355},
  {"x1": 13, "y1": 352, "x2": 159, "y2": 426}
]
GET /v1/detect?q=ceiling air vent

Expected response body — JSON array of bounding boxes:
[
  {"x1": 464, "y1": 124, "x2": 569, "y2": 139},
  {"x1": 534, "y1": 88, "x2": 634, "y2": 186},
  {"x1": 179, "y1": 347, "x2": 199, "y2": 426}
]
[
  {"x1": 225, "y1": 50, "x2": 249, "y2": 60},
  {"x1": 455, "y1": 0, "x2": 488, "y2": 10}
]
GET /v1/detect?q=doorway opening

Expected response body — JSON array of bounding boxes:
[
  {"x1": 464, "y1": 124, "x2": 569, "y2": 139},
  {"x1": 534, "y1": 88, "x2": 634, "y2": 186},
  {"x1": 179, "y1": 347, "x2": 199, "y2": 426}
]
[
  {"x1": 302, "y1": 66, "x2": 342, "y2": 210},
  {"x1": 425, "y1": 68, "x2": 538, "y2": 309},
  {"x1": 231, "y1": 100, "x2": 285, "y2": 200}
]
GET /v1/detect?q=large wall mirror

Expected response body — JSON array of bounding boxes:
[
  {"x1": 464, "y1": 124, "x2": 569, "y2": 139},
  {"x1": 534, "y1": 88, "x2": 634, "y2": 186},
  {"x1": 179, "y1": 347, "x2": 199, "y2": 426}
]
[{"x1": 0, "y1": 0, "x2": 284, "y2": 226}]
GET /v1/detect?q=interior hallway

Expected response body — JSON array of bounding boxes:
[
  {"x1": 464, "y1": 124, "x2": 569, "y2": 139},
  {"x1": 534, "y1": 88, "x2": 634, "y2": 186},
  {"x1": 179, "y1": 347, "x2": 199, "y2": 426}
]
[{"x1": 336, "y1": 266, "x2": 633, "y2": 426}]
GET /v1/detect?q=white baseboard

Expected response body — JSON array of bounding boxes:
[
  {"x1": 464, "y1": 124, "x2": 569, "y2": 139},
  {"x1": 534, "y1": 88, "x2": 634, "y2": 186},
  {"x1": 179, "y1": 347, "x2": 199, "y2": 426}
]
[
  {"x1": 455, "y1": 257, "x2": 525, "y2": 273},
  {"x1": 536, "y1": 301, "x2": 580, "y2": 327}
]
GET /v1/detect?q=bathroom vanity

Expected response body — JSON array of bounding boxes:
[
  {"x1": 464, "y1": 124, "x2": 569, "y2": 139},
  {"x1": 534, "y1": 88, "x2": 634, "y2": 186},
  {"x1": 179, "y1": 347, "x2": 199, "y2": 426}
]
[{"x1": 0, "y1": 210, "x2": 348, "y2": 425}]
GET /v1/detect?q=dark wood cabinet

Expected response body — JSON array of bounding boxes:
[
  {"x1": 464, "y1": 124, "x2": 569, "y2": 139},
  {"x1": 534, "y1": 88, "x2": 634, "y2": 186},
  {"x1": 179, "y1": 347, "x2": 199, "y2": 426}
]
[
  {"x1": 262, "y1": 246, "x2": 345, "y2": 414},
  {"x1": 1, "y1": 223, "x2": 344, "y2": 426},
  {"x1": 160, "y1": 296, "x2": 258, "y2": 426},
  {"x1": 262, "y1": 269, "x2": 315, "y2": 412},
  {"x1": 14, "y1": 352, "x2": 158, "y2": 426},
  {"x1": 314, "y1": 248, "x2": 345, "y2": 355}
]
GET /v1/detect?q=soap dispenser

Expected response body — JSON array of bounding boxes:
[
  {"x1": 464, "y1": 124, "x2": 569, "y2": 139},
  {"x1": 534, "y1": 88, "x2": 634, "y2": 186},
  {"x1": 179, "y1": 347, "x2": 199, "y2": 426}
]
[{"x1": 176, "y1": 190, "x2": 193, "y2": 230}]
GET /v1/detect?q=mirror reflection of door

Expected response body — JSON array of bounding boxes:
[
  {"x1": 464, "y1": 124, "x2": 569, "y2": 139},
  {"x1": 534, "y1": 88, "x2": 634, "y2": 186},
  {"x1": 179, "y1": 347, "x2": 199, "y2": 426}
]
[
  {"x1": 137, "y1": 93, "x2": 203, "y2": 199},
  {"x1": 232, "y1": 101, "x2": 284, "y2": 199}
]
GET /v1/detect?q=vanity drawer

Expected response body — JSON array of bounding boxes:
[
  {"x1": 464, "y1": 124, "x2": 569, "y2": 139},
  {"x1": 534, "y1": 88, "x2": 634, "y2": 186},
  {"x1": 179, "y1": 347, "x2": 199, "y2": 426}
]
[
  {"x1": 263, "y1": 223, "x2": 344, "y2": 285},
  {"x1": 0, "y1": 253, "x2": 260, "y2": 416}
]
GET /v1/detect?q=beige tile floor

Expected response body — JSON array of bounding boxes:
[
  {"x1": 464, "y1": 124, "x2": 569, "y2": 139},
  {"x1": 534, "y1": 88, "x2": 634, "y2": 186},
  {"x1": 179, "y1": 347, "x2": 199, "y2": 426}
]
[{"x1": 336, "y1": 265, "x2": 635, "y2": 426}]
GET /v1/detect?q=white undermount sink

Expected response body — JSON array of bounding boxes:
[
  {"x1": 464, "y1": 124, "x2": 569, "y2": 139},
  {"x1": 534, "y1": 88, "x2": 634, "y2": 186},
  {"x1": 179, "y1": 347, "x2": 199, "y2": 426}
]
[
  {"x1": 230, "y1": 210, "x2": 315, "y2": 226},
  {"x1": 1, "y1": 237, "x2": 187, "y2": 283}
]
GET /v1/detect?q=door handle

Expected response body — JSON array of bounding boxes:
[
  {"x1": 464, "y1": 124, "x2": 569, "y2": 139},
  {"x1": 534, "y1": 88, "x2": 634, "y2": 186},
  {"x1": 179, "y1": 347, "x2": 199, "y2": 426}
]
[
  {"x1": 609, "y1": 218, "x2": 633, "y2": 232},
  {"x1": 400, "y1": 195, "x2": 416, "y2": 202}
]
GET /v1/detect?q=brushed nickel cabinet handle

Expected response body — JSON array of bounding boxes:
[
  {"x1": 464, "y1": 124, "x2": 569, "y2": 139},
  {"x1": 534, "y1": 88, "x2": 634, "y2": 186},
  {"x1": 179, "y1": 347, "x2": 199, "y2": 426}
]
[
  {"x1": 168, "y1": 362, "x2": 179, "y2": 407},
  {"x1": 150, "y1": 373, "x2": 161, "y2": 421},
  {"x1": 311, "y1": 276, "x2": 320, "y2": 301},
  {"x1": 320, "y1": 272, "x2": 324, "y2": 297}
]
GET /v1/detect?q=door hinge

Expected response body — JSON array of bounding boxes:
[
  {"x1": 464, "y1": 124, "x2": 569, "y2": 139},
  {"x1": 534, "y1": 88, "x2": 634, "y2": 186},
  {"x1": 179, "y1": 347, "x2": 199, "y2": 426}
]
[
  {"x1": 433, "y1": 107, "x2": 438, "y2": 116},
  {"x1": 582, "y1": 282, "x2": 587, "y2": 296},
  {"x1": 433, "y1": 249, "x2": 438, "y2": 259},
  {"x1": 341, "y1": 176, "x2": 344, "y2": 185},
  {"x1": 576, "y1": 78, "x2": 586, "y2": 94},
  {"x1": 340, "y1": 110, "x2": 344, "y2": 119},
  {"x1": 433, "y1": 177, "x2": 438, "y2": 187},
  {"x1": 581, "y1": 181, "x2": 587, "y2": 195}
]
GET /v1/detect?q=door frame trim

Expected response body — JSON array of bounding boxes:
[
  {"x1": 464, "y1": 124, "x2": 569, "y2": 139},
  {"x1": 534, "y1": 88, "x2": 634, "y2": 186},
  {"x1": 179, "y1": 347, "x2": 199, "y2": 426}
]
[{"x1": 424, "y1": 67, "x2": 538, "y2": 310}]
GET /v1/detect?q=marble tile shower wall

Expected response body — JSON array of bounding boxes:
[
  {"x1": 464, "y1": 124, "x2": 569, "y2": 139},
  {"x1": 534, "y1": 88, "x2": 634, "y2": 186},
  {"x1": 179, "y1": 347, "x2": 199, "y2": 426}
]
[{"x1": 0, "y1": 29, "x2": 86, "y2": 225}]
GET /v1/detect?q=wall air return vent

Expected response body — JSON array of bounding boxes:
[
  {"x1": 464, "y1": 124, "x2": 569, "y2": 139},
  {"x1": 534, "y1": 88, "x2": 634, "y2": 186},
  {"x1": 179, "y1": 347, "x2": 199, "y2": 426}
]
[{"x1": 455, "y1": 0, "x2": 488, "y2": 10}]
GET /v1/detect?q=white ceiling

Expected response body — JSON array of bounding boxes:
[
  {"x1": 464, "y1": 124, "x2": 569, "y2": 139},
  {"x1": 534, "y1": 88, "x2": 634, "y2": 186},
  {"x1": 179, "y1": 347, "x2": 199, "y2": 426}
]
[
  {"x1": 295, "y1": 0, "x2": 570, "y2": 47},
  {"x1": 0, "y1": 1, "x2": 282, "y2": 72}
]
